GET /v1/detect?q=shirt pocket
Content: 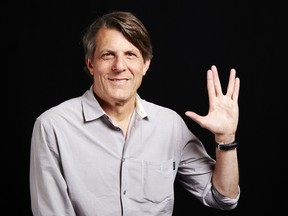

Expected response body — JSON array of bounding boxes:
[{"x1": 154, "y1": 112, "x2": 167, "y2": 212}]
[{"x1": 142, "y1": 158, "x2": 174, "y2": 203}]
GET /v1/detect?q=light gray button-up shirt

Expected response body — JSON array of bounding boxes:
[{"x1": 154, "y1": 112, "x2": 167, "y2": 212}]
[{"x1": 30, "y1": 85, "x2": 239, "y2": 216}]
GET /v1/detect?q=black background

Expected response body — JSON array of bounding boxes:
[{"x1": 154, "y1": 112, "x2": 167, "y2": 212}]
[{"x1": 5, "y1": 0, "x2": 287, "y2": 215}]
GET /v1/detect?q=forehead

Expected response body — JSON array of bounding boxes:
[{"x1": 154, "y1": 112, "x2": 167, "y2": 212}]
[{"x1": 96, "y1": 28, "x2": 138, "y2": 51}]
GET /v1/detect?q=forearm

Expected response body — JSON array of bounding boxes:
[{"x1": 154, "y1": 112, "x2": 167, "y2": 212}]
[{"x1": 212, "y1": 146, "x2": 239, "y2": 199}]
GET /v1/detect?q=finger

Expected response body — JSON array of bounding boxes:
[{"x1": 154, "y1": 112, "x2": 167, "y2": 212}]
[
  {"x1": 232, "y1": 77, "x2": 240, "y2": 101},
  {"x1": 211, "y1": 65, "x2": 223, "y2": 96},
  {"x1": 226, "y1": 68, "x2": 236, "y2": 97},
  {"x1": 207, "y1": 69, "x2": 216, "y2": 101}
]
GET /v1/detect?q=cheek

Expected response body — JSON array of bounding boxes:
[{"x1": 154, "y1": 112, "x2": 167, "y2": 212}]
[
  {"x1": 92, "y1": 63, "x2": 111, "y2": 76},
  {"x1": 131, "y1": 63, "x2": 147, "y2": 75},
  {"x1": 134, "y1": 71, "x2": 144, "y2": 85}
]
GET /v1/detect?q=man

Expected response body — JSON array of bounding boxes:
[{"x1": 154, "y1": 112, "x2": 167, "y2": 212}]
[{"x1": 30, "y1": 11, "x2": 240, "y2": 215}]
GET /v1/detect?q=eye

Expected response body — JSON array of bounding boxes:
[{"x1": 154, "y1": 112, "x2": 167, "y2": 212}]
[
  {"x1": 126, "y1": 51, "x2": 137, "y2": 59},
  {"x1": 101, "y1": 52, "x2": 114, "y2": 60}
]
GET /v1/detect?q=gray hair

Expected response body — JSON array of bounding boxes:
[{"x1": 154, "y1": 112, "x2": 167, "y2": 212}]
[{"x1": 82, "y1": 11, "x2": 153, "y2": 74}]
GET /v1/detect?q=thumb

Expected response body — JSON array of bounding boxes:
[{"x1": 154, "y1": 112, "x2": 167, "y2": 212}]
[{"x1": 185, "y1": 111, "x2": 204, "y2": 127}]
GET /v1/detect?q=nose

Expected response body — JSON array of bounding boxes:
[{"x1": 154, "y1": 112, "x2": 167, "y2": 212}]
[{"x1": 112, "y1": 56, "x2": 127, "y2": 72}]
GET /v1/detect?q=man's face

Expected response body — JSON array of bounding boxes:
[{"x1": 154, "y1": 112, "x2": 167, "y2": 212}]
[{"x1": 86, "y1": 28, "x2": 150, "y2": 106}]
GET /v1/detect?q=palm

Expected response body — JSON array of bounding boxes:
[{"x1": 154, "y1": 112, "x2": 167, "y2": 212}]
[{"x1": 185, "y1": 65, "x2": 240, "y2": 136}]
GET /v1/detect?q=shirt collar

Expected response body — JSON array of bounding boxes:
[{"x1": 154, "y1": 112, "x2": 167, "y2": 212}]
[
  {"x1": 81, "y1": 85, "x2": 148, "y2": 122},
  {"x1": 135, "y1": 94, "x2": 148, "y2": 118}
]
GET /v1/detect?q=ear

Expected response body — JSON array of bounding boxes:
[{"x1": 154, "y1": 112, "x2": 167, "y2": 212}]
[
  {"x1": 85, "y1": 58, "x2": 94, "y2": 75},
  {"x1": 142, "y1": 59, "x2": 151, "y2": 76}
]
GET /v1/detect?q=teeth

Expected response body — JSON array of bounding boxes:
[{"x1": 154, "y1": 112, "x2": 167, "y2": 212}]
[{"x1": 111, "y1": 79, "x2": 126, "y2": 81}]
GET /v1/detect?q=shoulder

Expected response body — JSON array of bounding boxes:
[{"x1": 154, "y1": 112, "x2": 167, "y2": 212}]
[
  {"x1": 139, "y1": 97, "x2": 195, "y2": 141},
  {"x1": 36, "y1": 96, "x2": 82, "y2": 125},
  {"x1": 140, "y1": 98, "x2": 183, "y2": 121}
]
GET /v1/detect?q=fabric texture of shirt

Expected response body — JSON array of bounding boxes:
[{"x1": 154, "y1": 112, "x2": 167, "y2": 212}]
[{"x1": 30, "y1": 85, "x2": 240, "y2": 216}]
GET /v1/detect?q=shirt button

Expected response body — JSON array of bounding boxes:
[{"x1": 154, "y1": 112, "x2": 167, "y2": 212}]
[{"x1": 123, "y1": 190, "x2": 126, "y2": 195}]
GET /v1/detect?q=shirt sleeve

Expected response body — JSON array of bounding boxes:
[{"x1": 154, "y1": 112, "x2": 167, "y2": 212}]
[
  {"x1": 176, "y1": 121, "x2": 240, "y2": 210},
  {"x1": 210, "y1": 186, "x2": 240, "y2": 210},
  {"x1": 29, "y1": 116, "x2": 76, "y2": 216}
]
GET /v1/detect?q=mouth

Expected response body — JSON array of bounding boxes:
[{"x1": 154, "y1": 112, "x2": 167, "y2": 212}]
[
  {"x1": 109, "y1": 78, "x2": 128, "y2": 81},
  {"x1": 108, "y1": 78, "x2": 129, "y2": 85}
]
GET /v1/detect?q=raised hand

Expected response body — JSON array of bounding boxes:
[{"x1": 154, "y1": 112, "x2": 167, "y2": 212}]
[{"x1": 185, "y1": 65, "x2": 240, "y2": 137}]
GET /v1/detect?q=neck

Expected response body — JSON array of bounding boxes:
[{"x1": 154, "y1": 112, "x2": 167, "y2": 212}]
[{"x1": 95, "y1": 94, "x2": 136, "y2": 136}]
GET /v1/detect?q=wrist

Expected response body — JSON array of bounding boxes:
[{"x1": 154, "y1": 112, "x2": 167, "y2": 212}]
[{"x1": 215, "y1": 135, "x2": 235, "y2": 144}]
